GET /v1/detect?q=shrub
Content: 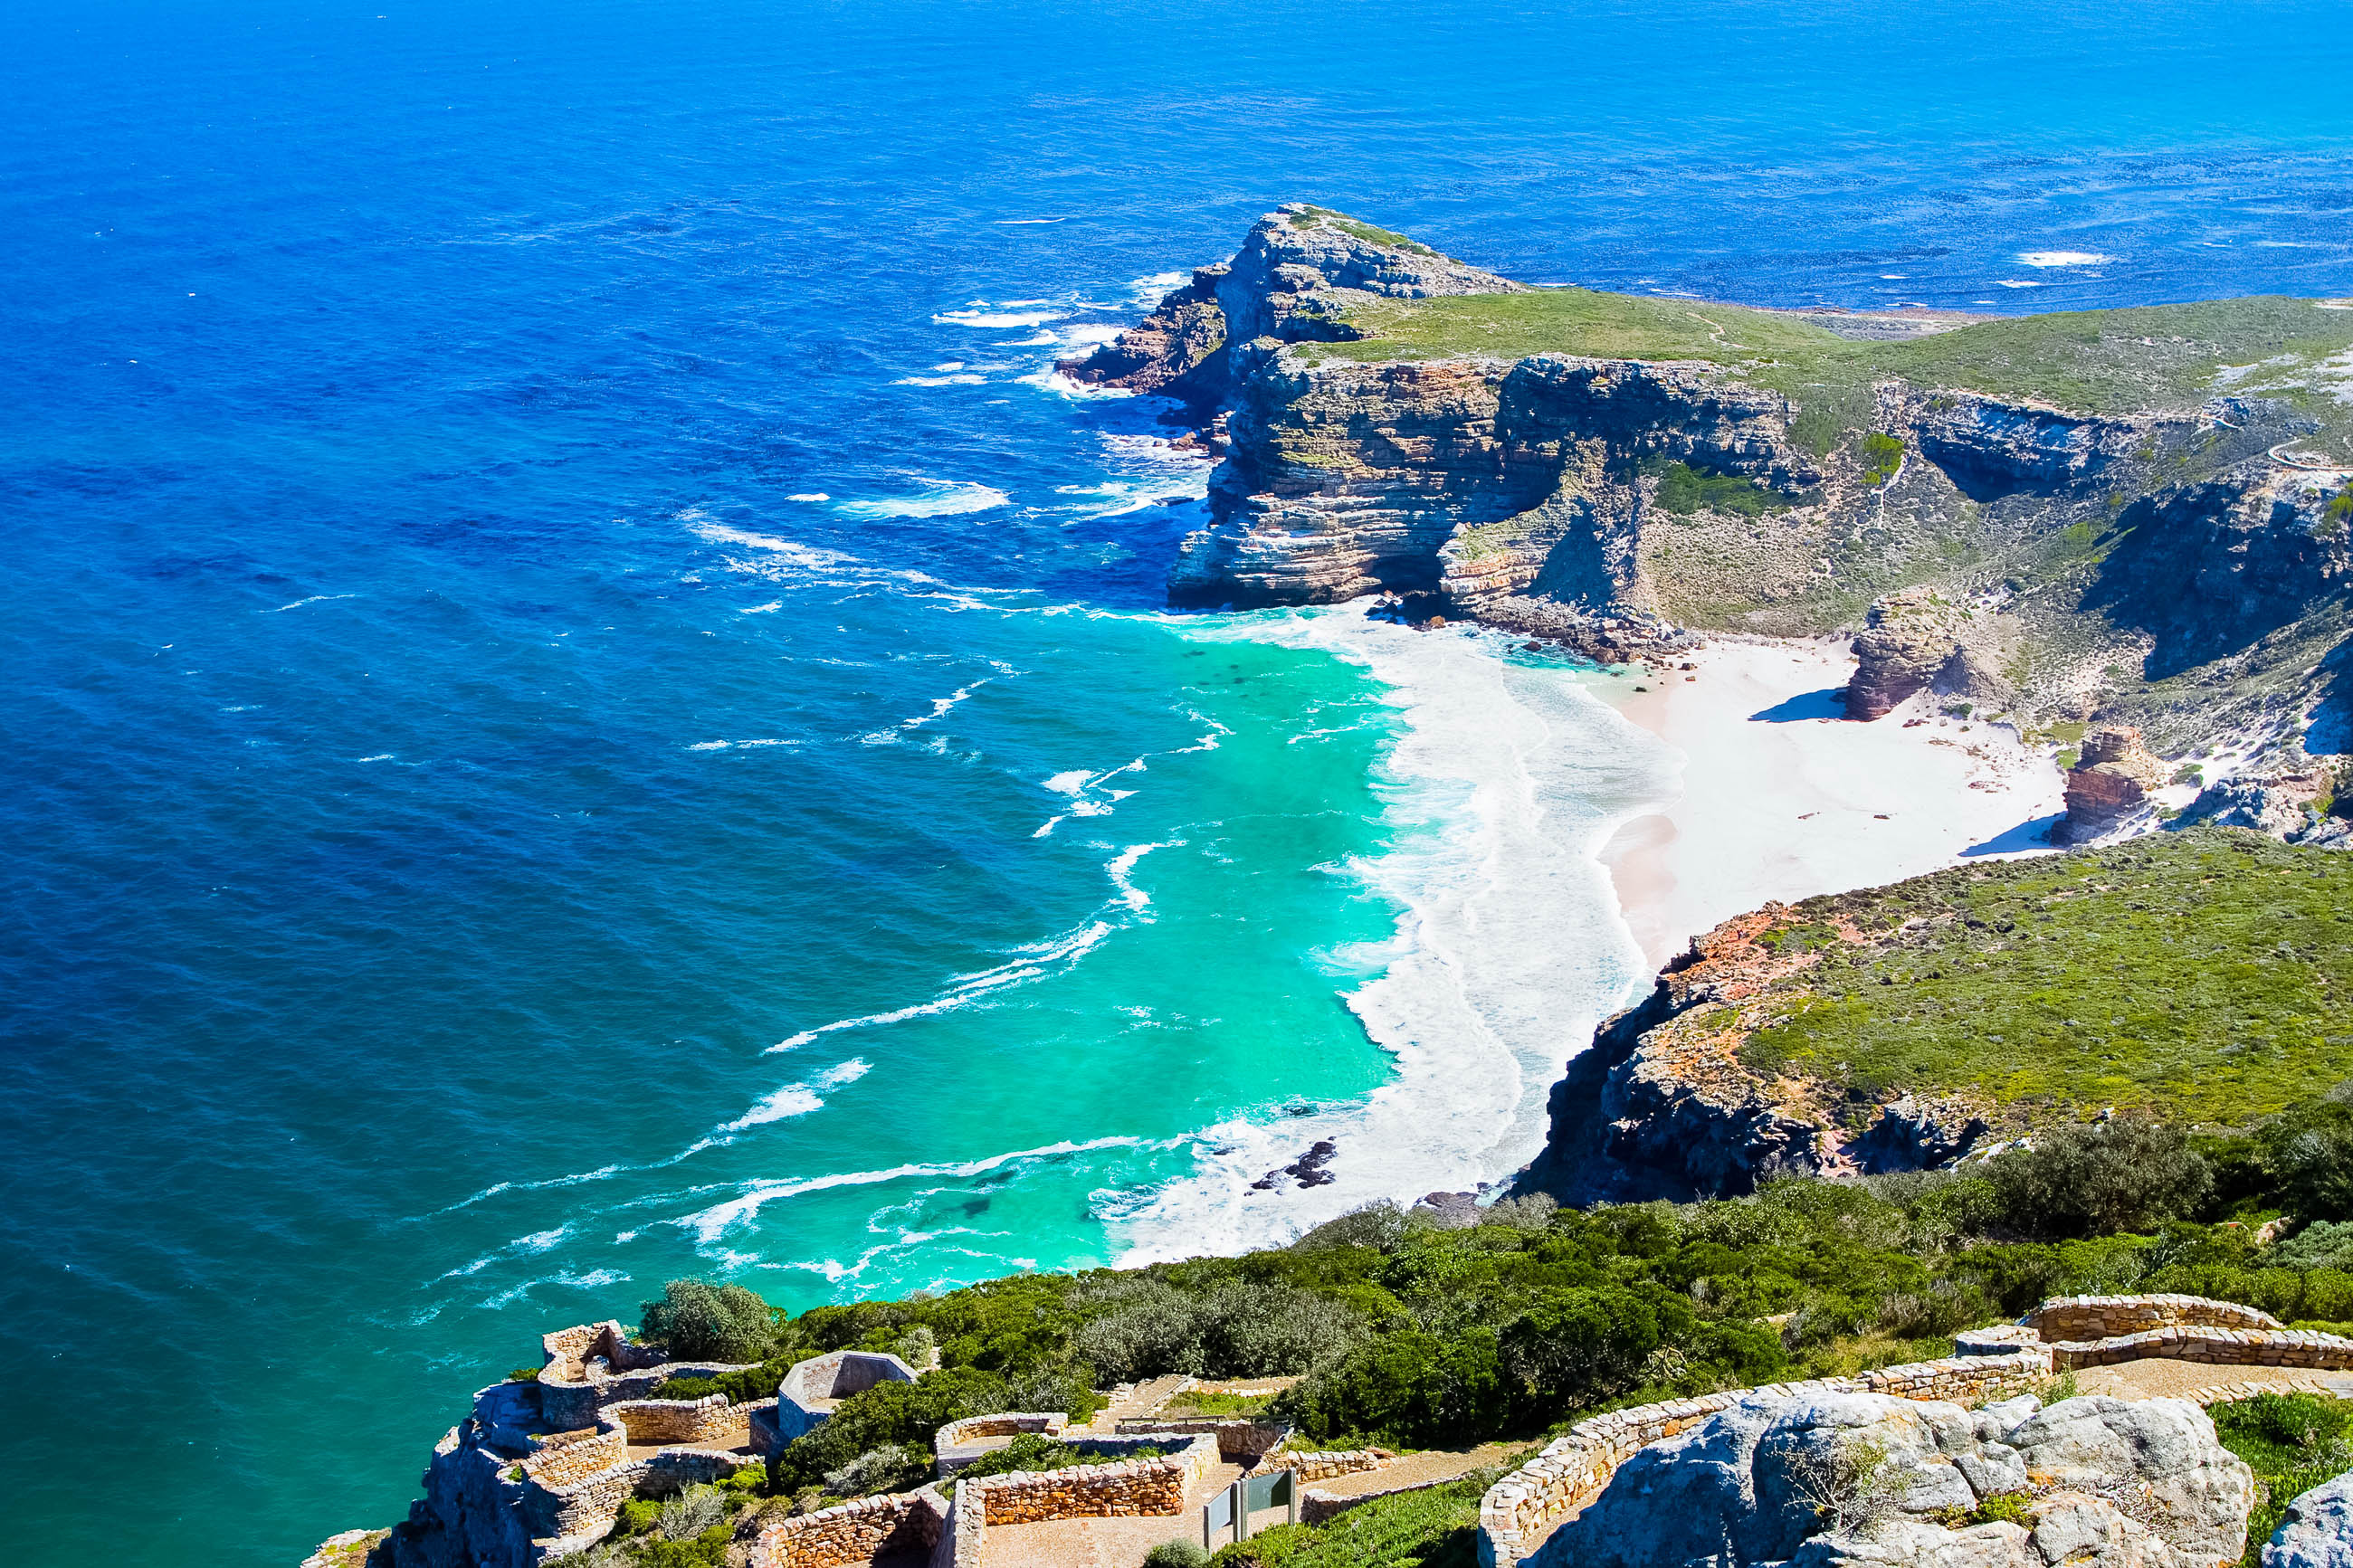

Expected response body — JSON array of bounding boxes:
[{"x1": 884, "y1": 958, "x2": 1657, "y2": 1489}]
[
  {"x1": 820, "y1": 1441, "x2": 929, "y2": 1497},
  {"x1": 1779, "y1": 1433, "x2": 1900, "y2": 1535},
  {"x1": 1860, "y1": 433, "x2": 1905, "y2": 488},
  {"x1": 1649, "y1": 460, "x2": 1787, "y2": 518},
  {"x1": 656, "y1": 1486, "x2": 729, "y2": 1541},
  {"x1": 654, "y1": 1353, "x2": 797, "y2": 1405},
  {"x1": 1276, "y1": 1326, "x2": 1506, "y2": 1448},
  {"x1": 507, "y1": 1365, "x2": 540, "y2": 1383},
  {"x1": 1071, "y1": 1279, "x2": 1364, "y2": 1384},
  {"x1": 1498, "y1": 1287, "x2": 1668, "y2": 1412},
  {"x1": 773, "y1": 1365, "x2": 1009, "y2": 1493},
  {"x1": 1984, "y1": 1118, "x2": 2212, "y2": 1237},
  {"x1": 1291, "y1": 1202, "x2": 1407, "y2": 1253},
  {"x1": 641, "y1": 1279, "x2": 776, "y2": 1364},
  {"x1": 2258, "y1": 1103, "x2": 2353, "y2": 1221},
  {"x1": 1145, "y1": 1541, "x2": 1212, "y2": 1568}
]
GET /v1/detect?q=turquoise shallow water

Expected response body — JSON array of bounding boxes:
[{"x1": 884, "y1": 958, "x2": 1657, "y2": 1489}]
[{"x1": 5, "y1": 1, "x2": 2352, "y2": 1562}]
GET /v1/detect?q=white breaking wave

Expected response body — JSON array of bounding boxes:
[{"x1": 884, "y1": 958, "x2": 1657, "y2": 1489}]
[
  {"x1": 901, "y1": 679, "x2": 990, "y2": 729},
  {"x1": 935, "y1": 308, "x2": 1065, "y2": 328},
  {"x1": 480, "y1": 1268, "x2": 628, "y2": 1311},
  {"x1": 766, "y1": 917, "x2": 1116, "y2": 1054},
  {"x1": 720, "y1": 1059, "x2": 872, "y2": 1133},
  {"x1": 271, "y1": 593, "x2": 357, "y2": 613},
  {"x1": 684, "y1": 516, "x2": 858, "y2": 567},
  {"x1": 896, "y1": 373, "x2": 987, "y2": 386},
  {"x1": 2017, "y1": 251, "x2": 2117, "y2": 268},
  {"x1": 672, "y1": 1135, "x2": 1166, "y2": 1244},
  {"x1": 836, "y1": 481, "x2": 1010, "y2": 518},
  {"x1": 1110, "y1": 607, "x2": 1677, "y2": 1263}
]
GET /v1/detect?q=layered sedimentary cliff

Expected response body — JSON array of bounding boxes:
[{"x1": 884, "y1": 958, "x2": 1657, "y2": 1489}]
[{"x1": 1069, "y1": 204, "x2": 2353, "y2": 829}]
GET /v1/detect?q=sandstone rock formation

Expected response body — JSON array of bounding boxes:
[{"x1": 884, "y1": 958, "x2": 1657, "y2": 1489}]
[
  {"x1": 2060, "y1": 727, "x2": 2168, "y2": 843},
  {"x1": 1847, "y1": 589, "x2": 1971, "y2": 718},
  {"x1": 1550, "y1": 1391, "x2": 2250, "y2": 1568},
  {"x1": 2266, "y1": 1469, "x2": 2353, "y2": 1568}
]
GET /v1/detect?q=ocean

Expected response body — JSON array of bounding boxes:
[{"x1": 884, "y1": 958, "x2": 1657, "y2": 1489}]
[{"x1": 4, "y1": 1, "x2": 2350, "y2": 1561}]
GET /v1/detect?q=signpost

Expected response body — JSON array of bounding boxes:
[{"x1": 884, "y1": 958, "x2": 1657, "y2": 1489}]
[{"x1": 1204, "y1": 1468, "x2": 1299, "y2": 1548}]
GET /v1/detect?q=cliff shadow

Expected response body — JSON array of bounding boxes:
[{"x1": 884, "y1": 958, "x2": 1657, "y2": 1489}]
[
  {"x1": 1958, "y1": 813, "x2": 2062, "y2": 856},
  {"x1": 1750, "y1": 689, "x2": 1846, "y2": 722}
]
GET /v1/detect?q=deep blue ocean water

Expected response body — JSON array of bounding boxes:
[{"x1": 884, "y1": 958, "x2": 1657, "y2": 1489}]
[{"x1": 5, "y1": 3, "x2": 2351, "y2": 1562}]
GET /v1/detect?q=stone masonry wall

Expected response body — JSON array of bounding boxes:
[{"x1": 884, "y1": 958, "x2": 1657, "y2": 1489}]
[
  {"x1": 1268, "y1": 1449, "x2": 1393, "y2": 1483},
  {"x1": 752, "y1": 1487, "x2": 945, "y2": 1568},
  {"x1": 1475, "y1": 1347, "x2": 2050, "y2": 1568},
  {"x1": 934, "y1": 1433, "x2": 1218, "y2": 1568},
  {"x1": 2030, "y1": 1294, "x2": 2282, "y2": 1342},
  {"x1": 1114, "y1": 1416, "x2": 1290, "y2": 1461},
  {"x1": 2050, "y1": 1325, "x2": 2353, "y2": 1371},
  {"x1": 523, "y1": 1426, "x2": 627, "y2": 1488},
  {"x1": 609, "y1": 1395, "x2": 748, "y2": 1448}
]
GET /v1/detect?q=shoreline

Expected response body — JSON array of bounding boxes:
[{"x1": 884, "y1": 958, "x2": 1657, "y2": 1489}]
[{"x1": 1586, "y1": 636, "x2": 2067, "y2": 972}]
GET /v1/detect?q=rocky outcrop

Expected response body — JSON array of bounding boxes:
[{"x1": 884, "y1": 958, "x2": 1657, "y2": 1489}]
[
  {"x1": 1060, "y1": 204, "x2": 1520, "y2": 406},
  {"x1": 2267, "y1": 1470, "x2": 2353, "y2": 1568},
  {"x1": 2060, "y1": 727, "x2": 2168, "y2": 842},
  {"x1": 1847, "y1": 590, "x2": 1972, "y2": 718},
  {"x1": 1519, "y1": 901, "x2": 2003, "y2": 1203},
  {"x1": 1545, "y1": 1392, "x2": 2250, "y2": 1568}
]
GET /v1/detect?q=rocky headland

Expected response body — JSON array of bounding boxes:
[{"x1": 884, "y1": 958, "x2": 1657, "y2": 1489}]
[
  {"x1": 1067, "y1": 204, "x2": 2353, "y2": 845},
  {"x1": 1516, "y1": 826, "x2": 2353, "y2": 1204}
]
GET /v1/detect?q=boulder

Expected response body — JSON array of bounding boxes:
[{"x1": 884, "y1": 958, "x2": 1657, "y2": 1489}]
[
  {"x1": 1545, "y1": 1392, "x2": 2251, "y2": 1568},
  {"x1": 2059, "y1": 727, "x2": 2168, "y2": 842},
  {"x1": 2266, "y1": 1469, "x2": 2353, "y2": 1568},
  {"x1": 1846, "y1": 589, "x2": 1968, "y2": 719}
]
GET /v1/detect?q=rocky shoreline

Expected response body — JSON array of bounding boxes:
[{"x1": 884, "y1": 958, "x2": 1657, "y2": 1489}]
[{"x1": 1066, "y1": 203, "x2": 2353, "y2": 850}]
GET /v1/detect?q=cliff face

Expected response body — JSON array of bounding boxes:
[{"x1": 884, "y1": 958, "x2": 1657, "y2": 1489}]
[
  {"x1": 1516, "y1": 828, "x2": 2353, "y2": 1204},
  {"x1": 1072, "y1": 203, "x2": 2353, "y2": 803}
]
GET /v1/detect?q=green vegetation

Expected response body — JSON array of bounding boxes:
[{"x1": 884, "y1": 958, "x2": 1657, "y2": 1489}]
[
  {"x1": 946, "y1": 1434, "x2": 1171, "y2": 1493},
  {"x1": 1206, "y1": 1470, "x2": 1505, "y2": 1568},
  {"x1": 1729, "y1": 831, "x2": 2353, "y2": 1128},
  {"x1": 1167, "y1": 1387, "x2": 1280, "y2": 1417},
  {"x1": 640, "y1": 1278, "x2": 775, "y2": 1364},
  {"x1": 1291, "y1": 206, "x2": 1434, "y2": 256},
  {"x1": 2211, "y1": 1392, "x2": 2353, "y2": 1567},
  {"x1": 1859, "y1": 433, "x2": 1904, "y2": 488},
  {"x1": 1647, "y1": 459, "x2": 1789, "y2": 518},
  {"x1": 506, "y1": 1365, "x2": 539, "y2": 1383},
  {"x1": 1296, "y1": 284, "x2": 2353, "y2": 456}
]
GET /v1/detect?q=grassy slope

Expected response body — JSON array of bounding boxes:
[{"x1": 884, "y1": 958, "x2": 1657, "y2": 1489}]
[
  {"x1": 1298, "y1": 287, "x2": 2353, "y2": 451},
  {"x1": 1730, "y1": 829, "x2": 2353, "y2": 1129}
]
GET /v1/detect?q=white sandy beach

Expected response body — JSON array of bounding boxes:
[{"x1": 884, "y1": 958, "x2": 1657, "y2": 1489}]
[{"x1": 1594, "y1": 638, "x2": 2067, "y2": 969}]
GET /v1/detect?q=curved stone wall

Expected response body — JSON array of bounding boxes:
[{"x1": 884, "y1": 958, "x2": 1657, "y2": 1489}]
[
  {"x1": 932, "y1": 1433, "x2": 1219, "y2": 1568},
  {"x1": 750, "y1": 1487, "x2": 947, "y2": 1568},
  {"x1": 2030, "y1": 1293, "x2": 2284, "y2": 1342},
  {"x1": 779, "y1": 1351, "x2": 920, "y2": 1443},
  {"x1": 932, "y1": 1411, "x2": 1065, "y2": 1474}
]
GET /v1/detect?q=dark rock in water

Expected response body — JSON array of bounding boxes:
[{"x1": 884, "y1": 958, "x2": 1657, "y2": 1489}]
[{"x1": 1250, "y1": 1138, "x2": 1338, "y2": 1191}]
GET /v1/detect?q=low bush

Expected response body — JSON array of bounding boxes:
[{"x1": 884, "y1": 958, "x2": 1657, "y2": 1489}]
[
  {"x1": 1984, "y1": 1118, "x2": 2212, "y2": 1237},
  {"x1": 771, "y1": 1365, "x2": 1010, "y2": 1495},
  {"x1": 2211, "y1": 1392, "x2": 2353, "y2": 1567},
  {"x1": 641, "y1": 1280, "x2": 777, "y2": 1364}
]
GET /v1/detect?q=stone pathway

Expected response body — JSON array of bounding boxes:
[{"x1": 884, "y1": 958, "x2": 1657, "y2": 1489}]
[
  {"x1": 2077, "y1": 1361, "x2": 2353, "y2": 1405},
  {"x1": 1300, "y1": 1441, "x2": 1519, "y2": 1500}
]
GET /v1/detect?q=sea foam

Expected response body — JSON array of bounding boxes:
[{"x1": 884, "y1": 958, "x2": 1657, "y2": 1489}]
[{"x1": 1111, "y1": 609, "x2": 1675, "y2": 1263}]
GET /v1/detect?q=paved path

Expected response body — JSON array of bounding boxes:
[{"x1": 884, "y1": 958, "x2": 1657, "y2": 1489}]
[{"x1": 2076, "y1": 1361, "x2": 2353, "y2": 1404}]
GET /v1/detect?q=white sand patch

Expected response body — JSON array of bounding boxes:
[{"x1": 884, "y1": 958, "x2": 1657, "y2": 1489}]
[{"x1": 1594, "y1": 640, "x2": 2066, "y2": 969}]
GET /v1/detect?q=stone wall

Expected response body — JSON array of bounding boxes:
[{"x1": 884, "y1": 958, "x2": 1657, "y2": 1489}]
[
  {"x1": 2031, "y1": 1294, "x2": 2283, "y2": 1341},
  {"x1": 522, "y1": 1425, "x2": 627, "y2": 1488},
  {"x1": 780, "y1": 1350, "x2": 919, "y2": 1443},
  {"x1": 1113, "y1": 1416, "x2": 1290, "y2": 1461},
  {"x1": 609, "y1": 1394, "x2": 748, "y2": 1448},
  {"x1": 1268, "y1": 1449, "x2": 1393, "y2": 1483},
  {"x1": 2051, "y1": 1325, "x2": 2353, "y2": 1372},
  {"x1": 1475, "y1": 1347, "x2": 2050, "y2": 1568},
  {"x1": 932, "y1": 1433, "x2": 1218, "y2": 1568},
  {"x1": 932, "y1": 1411, "x2": 1065, "y2": 1474},
  {"x1": 751, "y1": 1487, "x2": 946, "y2": 1568}
]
